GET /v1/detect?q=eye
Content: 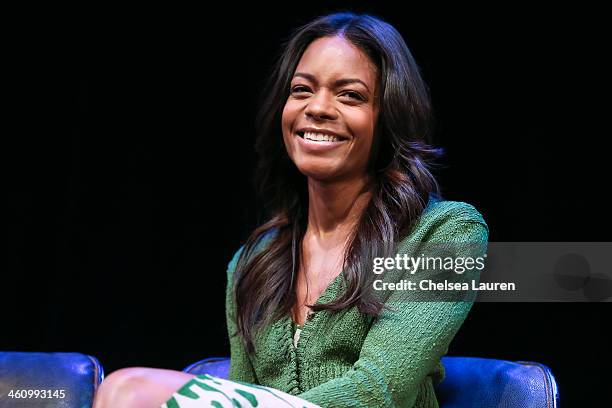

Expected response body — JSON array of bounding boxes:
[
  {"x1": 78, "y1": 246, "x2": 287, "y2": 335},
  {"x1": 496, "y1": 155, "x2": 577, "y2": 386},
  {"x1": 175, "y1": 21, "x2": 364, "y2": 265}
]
[
  {"x1": 340, "y1": 91, "x2": 365, "y2": 101},
  {"x1": 291, "y1": 85, "x2": 312, "y2": 95}
]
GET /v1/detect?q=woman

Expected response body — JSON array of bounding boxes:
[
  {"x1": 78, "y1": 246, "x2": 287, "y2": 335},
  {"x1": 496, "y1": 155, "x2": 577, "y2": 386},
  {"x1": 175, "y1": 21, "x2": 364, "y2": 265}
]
[{"x1": 93, "y1": 12, "x2": 488, "y2": 408}]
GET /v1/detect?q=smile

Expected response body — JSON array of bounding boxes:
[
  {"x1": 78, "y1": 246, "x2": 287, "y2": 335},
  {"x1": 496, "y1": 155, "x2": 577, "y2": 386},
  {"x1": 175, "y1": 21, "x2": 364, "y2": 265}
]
[
  {"x1": 296, "y1": 127, "x2": 349, "y2": 144},
  {"x1": 299, "y1": 131, "x2": 343, "y2": 142}
]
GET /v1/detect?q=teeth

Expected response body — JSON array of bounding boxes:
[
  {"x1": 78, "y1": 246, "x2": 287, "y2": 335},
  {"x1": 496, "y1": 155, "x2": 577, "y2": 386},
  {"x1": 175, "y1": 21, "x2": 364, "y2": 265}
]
[{"x1": 303, "y1": 132, "x2": 341, "y2": 142}]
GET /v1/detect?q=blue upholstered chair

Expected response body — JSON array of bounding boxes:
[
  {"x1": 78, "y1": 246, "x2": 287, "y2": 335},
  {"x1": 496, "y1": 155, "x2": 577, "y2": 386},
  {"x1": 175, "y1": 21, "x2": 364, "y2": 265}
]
[
  {"x1": 0, "y1": 351, "x2": 104, "y2": 408},
  {"x1": 184, "y1": 356, "x2": 559, "y2": 408}
]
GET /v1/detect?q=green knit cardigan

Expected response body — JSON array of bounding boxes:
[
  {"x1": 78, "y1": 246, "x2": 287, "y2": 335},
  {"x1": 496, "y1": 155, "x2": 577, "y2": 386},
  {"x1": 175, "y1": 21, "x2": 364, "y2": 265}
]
[{"x1": 225, "y1": 199, "x2": 489, "y2": 407}]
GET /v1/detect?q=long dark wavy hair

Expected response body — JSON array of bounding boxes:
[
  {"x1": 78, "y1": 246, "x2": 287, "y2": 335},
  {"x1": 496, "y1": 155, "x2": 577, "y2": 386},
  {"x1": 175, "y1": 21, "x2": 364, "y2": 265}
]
[{"x1": 233, "y1": 12, "x2": 443, "y2": 353}]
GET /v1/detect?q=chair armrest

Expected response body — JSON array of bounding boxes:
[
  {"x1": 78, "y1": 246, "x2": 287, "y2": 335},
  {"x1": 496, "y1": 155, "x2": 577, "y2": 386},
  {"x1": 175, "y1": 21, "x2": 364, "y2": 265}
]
[
  {"x1": 437, "y1": 356, "x2": 559, "y2": 408},
  {"x1": 183, "y1": 356, "x2": 230, "y2": 378},
  {"x1": 0, "y1": 351, "x2": 104, "y2": 408}
]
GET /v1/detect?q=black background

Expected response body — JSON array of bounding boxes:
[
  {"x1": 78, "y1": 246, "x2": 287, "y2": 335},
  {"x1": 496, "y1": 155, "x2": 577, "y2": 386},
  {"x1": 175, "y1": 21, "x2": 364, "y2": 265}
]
[{"x1": 5, "y1": 3, "x2": 610, "y2": 406}]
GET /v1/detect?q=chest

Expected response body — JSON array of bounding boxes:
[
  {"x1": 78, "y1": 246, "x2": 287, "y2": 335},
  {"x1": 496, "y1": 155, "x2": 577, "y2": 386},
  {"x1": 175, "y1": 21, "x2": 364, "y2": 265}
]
[{"x1": 292, "y1": 245, "x2": 345, "y2": 325}]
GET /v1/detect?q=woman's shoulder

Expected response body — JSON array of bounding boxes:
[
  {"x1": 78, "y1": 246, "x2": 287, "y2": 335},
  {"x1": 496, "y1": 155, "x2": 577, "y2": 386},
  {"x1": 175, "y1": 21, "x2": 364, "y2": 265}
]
[
  {"x1": 226, "y1": 228, "x2": 279, "y2": 278},
  {"x1": 423, "y1": 195, "x2": 487, "y2": 225},
  {"x1": 405, "y1": 196, "x2": 489, "y2": 243}
]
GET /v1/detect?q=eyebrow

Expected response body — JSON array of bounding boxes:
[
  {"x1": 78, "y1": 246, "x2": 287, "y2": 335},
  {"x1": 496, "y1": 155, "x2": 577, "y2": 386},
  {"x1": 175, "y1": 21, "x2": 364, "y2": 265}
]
[{"x1": 293, "y1": 72, "x2": 371, "y2": 93}]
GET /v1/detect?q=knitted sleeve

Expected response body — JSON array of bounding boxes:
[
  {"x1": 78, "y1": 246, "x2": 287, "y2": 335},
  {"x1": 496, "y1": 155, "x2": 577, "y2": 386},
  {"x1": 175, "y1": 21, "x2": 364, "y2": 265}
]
[
  {"x1": 226, "y1": 245, "x2": 258, "y2": 383},
  {"x1": 298, "y1": 210, "x2": 489, "y2": 407}
]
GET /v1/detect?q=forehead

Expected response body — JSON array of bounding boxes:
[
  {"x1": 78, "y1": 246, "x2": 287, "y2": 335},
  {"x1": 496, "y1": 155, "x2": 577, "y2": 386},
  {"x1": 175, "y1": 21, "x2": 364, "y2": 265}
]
[{"x1": 294, "y1": 36, "x2": 377, "y2": 87}]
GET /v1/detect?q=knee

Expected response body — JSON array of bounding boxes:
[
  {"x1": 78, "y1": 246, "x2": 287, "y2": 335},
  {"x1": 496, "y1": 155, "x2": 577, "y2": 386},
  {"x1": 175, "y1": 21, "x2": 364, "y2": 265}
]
[{"x1": 93, "y1": 367, "x2": 151, "y2": 408}]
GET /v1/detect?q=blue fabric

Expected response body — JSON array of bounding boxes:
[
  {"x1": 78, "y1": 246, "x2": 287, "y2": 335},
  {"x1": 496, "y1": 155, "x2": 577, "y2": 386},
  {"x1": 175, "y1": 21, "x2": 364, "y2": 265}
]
[
  {"x1": 0, "y1": 351, "x2": 103, "y2": 408},
  {"x1": 436, "y1": 357, "x2": 559, "y2": 408},
  {"x1": 184, "y1": 356, "x2": 559, "y2": 408}
]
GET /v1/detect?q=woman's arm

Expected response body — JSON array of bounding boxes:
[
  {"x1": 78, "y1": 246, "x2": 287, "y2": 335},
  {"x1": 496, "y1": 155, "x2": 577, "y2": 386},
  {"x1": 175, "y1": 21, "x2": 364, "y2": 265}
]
[{"x1": 298, "y1": 214, "x2": 489, "y2": 407}]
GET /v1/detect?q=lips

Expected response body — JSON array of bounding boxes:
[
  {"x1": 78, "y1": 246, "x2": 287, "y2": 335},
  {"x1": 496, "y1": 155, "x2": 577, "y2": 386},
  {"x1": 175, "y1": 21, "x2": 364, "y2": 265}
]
[
  {"x1": 296, "y1": 128, "x2": 349, "y2": 143},
  {"x1": 294, "y1": 129, "x2": 349, "y2": 153}
]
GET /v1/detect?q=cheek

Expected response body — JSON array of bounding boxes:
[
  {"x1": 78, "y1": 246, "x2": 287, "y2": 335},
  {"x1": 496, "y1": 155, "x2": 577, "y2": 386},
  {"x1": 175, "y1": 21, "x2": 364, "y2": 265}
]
[
  {"x1": 281, "y1": 100, "x2": 300, "y2": 136},
  {"x1": 281, "y1": 101, "x2": 299, "y2": 157},
  {"x1": 350, "y1": 110, "x2": 377, "y2": 154}
]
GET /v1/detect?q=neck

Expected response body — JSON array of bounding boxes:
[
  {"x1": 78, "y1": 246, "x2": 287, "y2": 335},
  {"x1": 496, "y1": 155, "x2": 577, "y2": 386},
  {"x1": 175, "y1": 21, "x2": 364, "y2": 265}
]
[{"x1": 306, "y1": 175, "x2": 373, "y2": 240}]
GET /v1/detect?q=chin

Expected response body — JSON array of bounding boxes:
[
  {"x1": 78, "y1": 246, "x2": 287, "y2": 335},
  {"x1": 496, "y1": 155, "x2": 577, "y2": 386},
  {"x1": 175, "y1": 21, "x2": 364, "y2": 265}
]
[{"x1": 294, "y1": 161, "x2": 344, "y2": 181}]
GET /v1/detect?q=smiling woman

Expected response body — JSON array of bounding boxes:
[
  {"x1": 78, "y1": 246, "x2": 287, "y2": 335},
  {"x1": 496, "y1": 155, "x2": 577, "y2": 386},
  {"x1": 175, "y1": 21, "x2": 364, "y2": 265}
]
[
  {"x1": 282, "y1": 35, "x2": 379, "y2": 182},
  {"x1": 93, "y1": 11, "x2": 488, "y2": 408}
]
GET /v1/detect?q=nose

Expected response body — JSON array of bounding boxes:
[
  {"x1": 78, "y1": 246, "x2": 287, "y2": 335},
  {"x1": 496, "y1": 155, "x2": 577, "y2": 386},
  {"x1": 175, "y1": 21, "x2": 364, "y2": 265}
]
[{"x1": 305, "y1": 89, "x2": 337, "y2": 121}]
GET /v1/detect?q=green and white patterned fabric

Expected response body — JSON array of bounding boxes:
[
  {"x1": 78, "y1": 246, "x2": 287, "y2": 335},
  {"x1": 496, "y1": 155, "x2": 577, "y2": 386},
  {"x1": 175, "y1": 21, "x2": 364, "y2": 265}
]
[{"x1": 162, "y1": 373, "x2": 321, "y2": 408}]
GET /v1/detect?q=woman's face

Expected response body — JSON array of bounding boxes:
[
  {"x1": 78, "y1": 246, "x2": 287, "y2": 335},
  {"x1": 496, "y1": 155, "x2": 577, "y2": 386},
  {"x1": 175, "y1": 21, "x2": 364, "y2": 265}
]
[{"x1": 282, "y1": 35, "x2": 379, "y2": 182}]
